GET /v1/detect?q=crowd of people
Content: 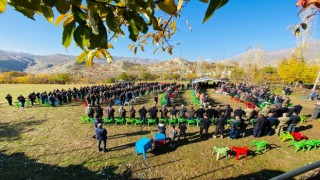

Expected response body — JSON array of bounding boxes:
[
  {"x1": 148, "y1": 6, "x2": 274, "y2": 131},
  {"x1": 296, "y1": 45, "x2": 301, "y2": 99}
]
[
  {"x1": 4, "y1": 82, "x2": 183, "y2": 108},
  {"x1": 4, "y1": 81, "x2": 319, "y2": 153}
]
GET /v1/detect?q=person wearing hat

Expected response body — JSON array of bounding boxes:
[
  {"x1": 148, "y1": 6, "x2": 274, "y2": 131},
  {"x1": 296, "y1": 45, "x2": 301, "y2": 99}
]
[{"x1": 95, "y1": 123, "x2": 108, "y2": 152}]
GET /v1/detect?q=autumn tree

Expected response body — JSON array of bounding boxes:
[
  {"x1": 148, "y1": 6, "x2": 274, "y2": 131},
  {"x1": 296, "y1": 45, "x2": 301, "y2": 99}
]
[
  {"x1": 0, "y1": 0, "x2": 229, "y2": 65},
  {"x1": 254, "y1": 66, "x2": 280, "y2": 85},
  {"x1": 277, "y1": 56, "x2": 319, "y2": 86}
]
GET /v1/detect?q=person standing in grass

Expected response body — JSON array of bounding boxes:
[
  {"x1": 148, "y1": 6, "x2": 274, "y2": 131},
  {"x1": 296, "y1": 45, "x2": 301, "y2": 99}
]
[
  {"x1": 168, "y1": 125, "x2": 177, "y2": 148},
  {"x1": 229, "y1": 116, "x2": 241, "y2": 139},
  {"x1": 213, "y1": 114, "x2": 226, "y2": 138},
  {"x1": 96, "y1": 123, "x2": 108, "y2": 153},
  {"x1": 169, "y1": 106, "x2": 178, "y2": 120},
  {"x1": 199, "y1": 114, "x2": 210, "y2": 139},
  {"x1": 5, "y1": 94, "x2": 12, "y2": 106},
  {"x1": 17, "y1": 95, "x2": 26, "y2": 108},
  {"x1": 128, "y1": 106, "x2": 136, "y2": 119},
  {"x1": 187, "y1": 106, "x2": 195, "y2": 120},
  {"x1": 154, "y1": 95, "x2": 158, "y2": 106},
  {"x1": 178, "y1": 122, "x2": 187, "y2": 141},
  {"x1": 139, "y1": 106, "x2": 148, "y2": 123}
]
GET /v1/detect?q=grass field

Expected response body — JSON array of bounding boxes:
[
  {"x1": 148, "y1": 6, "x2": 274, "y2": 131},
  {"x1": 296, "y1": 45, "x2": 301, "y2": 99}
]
[{"x1": 0, "y1": 84, "x2": 319, "y2": 179}]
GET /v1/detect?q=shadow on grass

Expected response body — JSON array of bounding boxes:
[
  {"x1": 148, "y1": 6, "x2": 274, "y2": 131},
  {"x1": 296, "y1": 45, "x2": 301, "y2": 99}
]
[
  {"x1": 188, "y1": 164, "x2": 235, "y2": 179},
  {"x1": 108, "y1": 130, "x2": 151, "y2": 140},
  {"x1": 0, "y1": 120, "x2": 47, "y2": 141},
  {"x1": 296, "y1": 124, "x2": 313, "y2": 132},
  {"x1": 227, "y1": 169, "x2": 285, "y2": 180},
  {"x1": 0, "y1": 151, "x2": 133, "y2": 179}
]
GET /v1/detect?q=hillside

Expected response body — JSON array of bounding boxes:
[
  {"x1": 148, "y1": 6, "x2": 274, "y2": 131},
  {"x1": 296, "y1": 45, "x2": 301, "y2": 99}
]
[
  {"x1": 225, "y1": 41, "x2": 320, "y2": 66},
  {"x1": 1, "y1": 41, "x2": 320, "y2": 75}
]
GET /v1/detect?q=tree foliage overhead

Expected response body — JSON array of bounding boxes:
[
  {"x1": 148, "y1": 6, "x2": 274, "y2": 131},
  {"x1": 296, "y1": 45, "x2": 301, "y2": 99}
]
[{"x1": 0, "y1": 0, "x2": 229, "y2": 65}]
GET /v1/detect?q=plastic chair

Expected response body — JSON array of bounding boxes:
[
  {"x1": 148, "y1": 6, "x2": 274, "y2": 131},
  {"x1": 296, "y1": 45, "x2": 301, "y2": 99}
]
[
  {"x1": 148, "y1": 119, "x2": 156, "y2": 126},
  {"x1": 291, "y1": 132, "x2": 308, "y2": 141},
  {"x1": 80, "y1": 116, "x2": 89, "y2": 123},
  {"x1": 211, "y1": 118, "x2": 217, "y2": 125},
  {"x1": 231, "y1": 146, "x2": 250, "y2": 160},
  {"x1": 159, "y1": 118, "x2": 167, "y2": 124},
  {"x1": 195, "y1": 119, "x2": 201, "y2": 127},
  {"x1": 212, "y1": 146, "x2": 229, "y2": 161},
  {"x1": 249, "y1": 119, "x2": 254, "y2": 126},
  {"x1": 126, "y1": 118, "x2": 135, "y2": 126},
  {"x1": 103, "y1": 118, "x2": 113, "y2": 125},
  {"x1": 304, "y1": 140, "x2": 320, "y2": 151},
  {"x1": 134, "y1": 119, "x2": 144, "y2": 126},
  {"x1": 300, "y1": 116, "x2": 307, "y2": 124},
  {"x1": 250, "y1": 140, "x2": 269, "y2": 153},
  {"x1": 14, "y1": 102, "x2": 20, "y2": 108},
  {"x1": 45, "y1": 101, "x2": 51, "y2": 107},
  {"x1": 115, "y1": 118, "x2": 124, "y2": 125},
  {"x1": 187, "y1": 120, "x2": 195, "y2": 127},
  {"x1": 168, "y1": 119, "x2": 176, "y2": 125},
  {"x1": 89, "y1": 118, "x2": 95, "y2": 123},
  {"x1": 287, "y1": 140, "x2": 306, "y2": 152},
  {"x1": 178, "y1": 118, "x2": 185, "y2": 125},
  {"x1": 280, "y1": 131, "x2": 295, "y2": 142}
]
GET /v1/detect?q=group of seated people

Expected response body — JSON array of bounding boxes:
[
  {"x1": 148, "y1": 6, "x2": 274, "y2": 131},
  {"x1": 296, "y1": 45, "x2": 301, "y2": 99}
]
[{"x1": 88, "y1": 96, "x2": 306, "y2": 144}]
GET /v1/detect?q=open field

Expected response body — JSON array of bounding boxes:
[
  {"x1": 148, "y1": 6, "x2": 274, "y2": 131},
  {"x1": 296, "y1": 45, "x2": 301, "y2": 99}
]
[{"x1": 0, "y1": 84, "x2": 319, "y2": 179}]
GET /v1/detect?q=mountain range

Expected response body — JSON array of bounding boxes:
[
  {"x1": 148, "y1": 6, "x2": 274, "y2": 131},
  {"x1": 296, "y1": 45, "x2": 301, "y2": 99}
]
[{"x1": 0, "y1": 41, "x2": 319, "y2": 75}]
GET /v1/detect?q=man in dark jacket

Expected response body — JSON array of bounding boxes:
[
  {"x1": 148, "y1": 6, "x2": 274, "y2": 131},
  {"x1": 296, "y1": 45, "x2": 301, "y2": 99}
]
[
  {"x1": 287, "y1": 112, "x2": 300, "y2": 133},
  {"x1": 266, "y1": 113, "x2": 279, "y2": 136},
  {"x1": 212, "y1": 114, "x2": 226, "y2": 138},
  {"x1": 199, "y1": 114, "x2": 210, "y2": 139},
  {"x1": 233, "y1": 106, "x2": 246, "y2": 119},
  {"x1": 148, "y1": 105, "x2": 158, "y2": 119},
  {"x1": 195, "y1": 106, "x2": 206, "y2": 119},
  {"x1": 253, "y1": 114, "x2": 266, "y2": 138},
  {"x1": 5, "y1": 94, "x2": 12, "y2": 106},
  {"x1": 96, "y1": 123, "x2": 107, "y2": 152},
  {"x1": 294, "y1": 103, "x2": 303, "y2": 115},
  {"x1": 139, "y1": 106, "x2": 148, "y2": 123},
  {"x1": 205, "y1": 105, "x2": 216, "y2": 120},
  {"x1": 17, "y1": 95, "x2": 26, "y2": 108},
  {"x1": 224, "y1": 105, "x2": 233, "y2": 119},
  {"x1": 94, "y1": 105, "x2": 103, "y2": 119},
  {"x1": 170, "y1": 106, "x2": 178, "y2": 119},
  {"x1": 28, "y1": 92, "x2": 36, "y2": 107}
]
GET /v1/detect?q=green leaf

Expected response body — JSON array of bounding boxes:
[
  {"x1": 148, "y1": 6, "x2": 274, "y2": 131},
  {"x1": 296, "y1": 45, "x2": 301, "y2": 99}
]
[
  {"x1": 89, "y1": 17, "x2": 108, "y2": 49},
  {"x1": 62, "y1": 20, "x2": 76, "y2": 49},
  {"x1": 43, "y1": 0, "x2": 56, "y2": 7},
  {"x1": 0, "y1": 0, "x2": 7, "y2": 14},
  {"x1": 42, "y1": 5, "x2": 54, "y2": 23},
  {"x1": 128, "y1": 19, "x2": 139, "y2": 42},
  {"x1": 55, "y1": 0, "x2": 70, "y2": 14},
  {"x1": 9, "y1": 4, "x2": 35, "y2": 20},
  {"x1": 73, "y1": 23, "x2": 89, "y2": 50},
  {"x1": 72, "y1": 5, "x2": 86, "y2": 23},
  {"x1": 69, "y1": 0, "x2": 82, "y2": 7},
  {"x1": 77, "y1": 50, "x2": 88, "y2": 64},
  {"x1": 106, "y1": 8, "x2": 118, "y2": 32},
  {"x1": 203, "y1": 0, "x2": 228, "y2": 23},
  {"x1": 150, "y1": 16, "x2": 161, "y2": 30},
  {"x1": 10, "y1": 0, "x2": 41, "y2": 11}
]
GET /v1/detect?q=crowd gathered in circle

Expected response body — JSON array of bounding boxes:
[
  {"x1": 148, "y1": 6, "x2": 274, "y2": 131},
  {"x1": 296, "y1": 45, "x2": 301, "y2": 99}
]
[{"x1": 4, "y1": 81, "x2": 320, "y2": 152}]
